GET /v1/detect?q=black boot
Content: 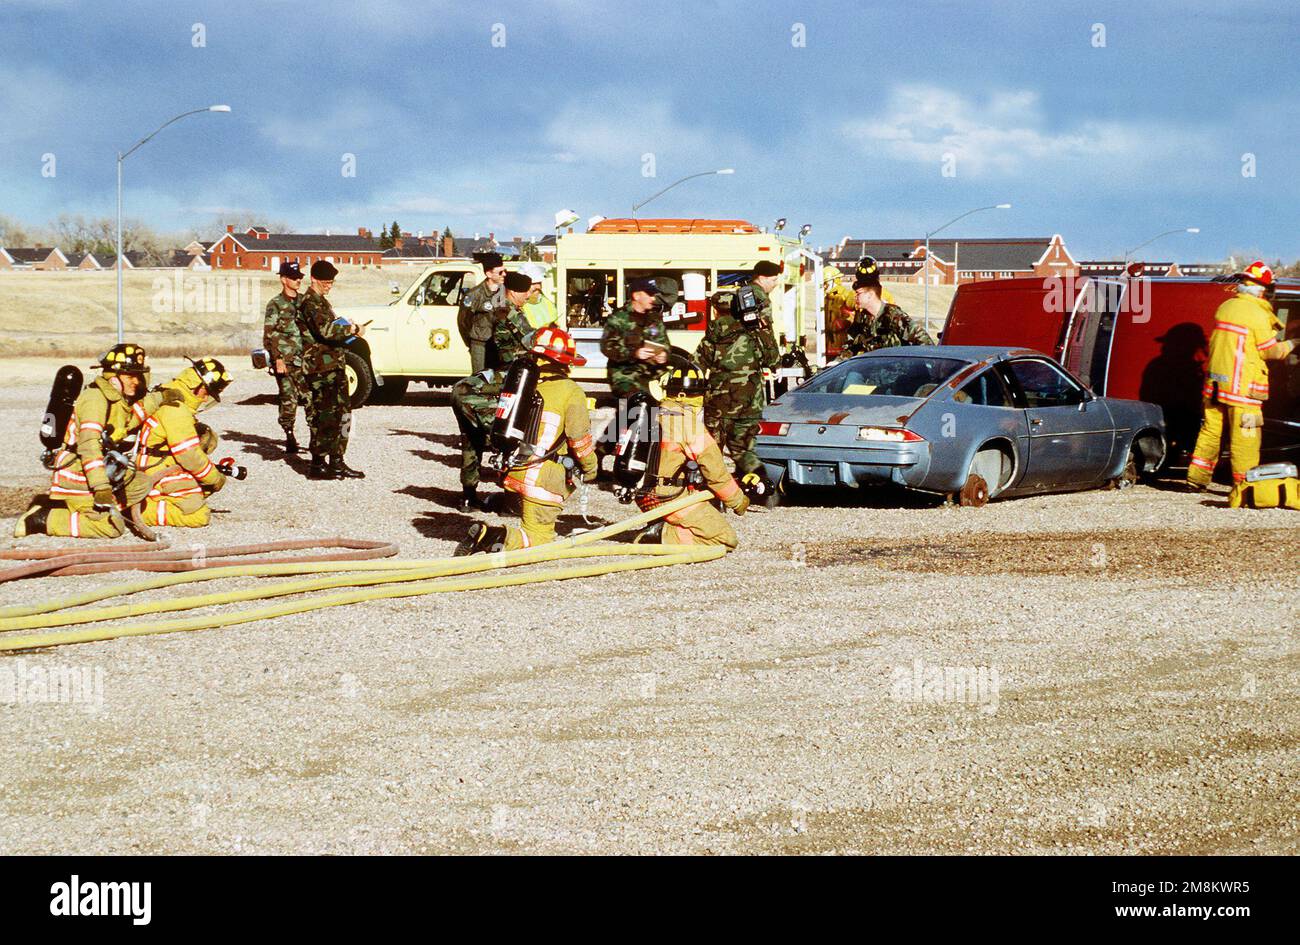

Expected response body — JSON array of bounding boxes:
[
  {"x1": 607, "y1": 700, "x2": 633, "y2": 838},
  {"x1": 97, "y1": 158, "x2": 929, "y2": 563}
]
[
  {"x1": 284, "y1": 430, "x2": 300, "y2": 454},
  {"x1": 330, "y1": 455, "x2": 365, "y2": 479},
  {"x1": 459, "y1": 486, "x2": 493, "y2": 512},
  {"x1": 454, "y1": 522, "x2": 508, "y2": 556},
  {"x1": 307, "y1": 454, "x2": 334, "y2": 480},
  {"x1": 12, "y1": 497, "x2": 51, "y2": 538}
]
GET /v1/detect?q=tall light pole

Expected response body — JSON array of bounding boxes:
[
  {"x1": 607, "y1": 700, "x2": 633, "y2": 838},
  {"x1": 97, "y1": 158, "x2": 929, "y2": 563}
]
[
  {"x1": 1123, "y1": 226, "x2": 1200, "y2": 265},
  {"x1": 116, "y1": 104, "x2": 231, "y2": 342},
  {"x1": 923, "y1": 202, "x2": 1011, "y2": 333},
  {"x1": 632, "y1": 168, "x2": 734, "y2": 218}
]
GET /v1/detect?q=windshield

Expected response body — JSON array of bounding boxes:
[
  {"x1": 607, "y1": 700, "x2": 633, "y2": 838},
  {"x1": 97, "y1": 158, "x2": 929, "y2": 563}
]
[{"x1": 800, "y1": 355, "x2": 969, "y2": 398}]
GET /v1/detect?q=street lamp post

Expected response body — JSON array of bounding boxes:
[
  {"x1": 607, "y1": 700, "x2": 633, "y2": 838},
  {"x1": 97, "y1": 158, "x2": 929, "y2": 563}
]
[
  {"x1": 632, "y1": 168, "x2": 734, "y2": 218},
  {"x1": 116, "y1": 104, "x2": 231, "y2": 342},
  {"x1": 1123, "y1": 227, "x2": 1200, "y2": 265},
  {"x1": 923, "y1": 203, "x2": 1011, "y2": 334}
]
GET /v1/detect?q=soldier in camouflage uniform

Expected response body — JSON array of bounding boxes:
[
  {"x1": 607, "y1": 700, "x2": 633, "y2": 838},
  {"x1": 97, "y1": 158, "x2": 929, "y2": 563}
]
[
  {"x1": 263, "y1": 260, "x2": 311, "y2": 455},
  {"x1": 450, "y1": 368, "x2": 501, "y2": 512},
  {"x1": 492, "y1": 271, "x2": 539, "y2": 366},
  {"x1": 457, "y1": 252, "x2": 507, "y2": 372},
  {"x1": 696, "y1": 261, "x2": 782, "y2": 480},
  {"x1": 297, "y1": 260, "x2": 366, "y2": 480},
  {"x1": 842, "y1": 268, "x2": 933, "y2": 355},
  {"x1": 599, "y1": 277, "x2": 670, "y2": 459}
]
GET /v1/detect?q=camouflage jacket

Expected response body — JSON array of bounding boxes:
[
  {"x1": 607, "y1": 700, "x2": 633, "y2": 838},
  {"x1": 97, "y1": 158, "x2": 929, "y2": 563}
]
[
  {"x1": 452, "y1": 368, "x2": 503, "y2": 429},
  {"x1": 458, "y1": 279, "x2": 505, "y2": 345},
  {"x1": 600, "y1": 303, "x2": 669, "y2": 397},
  {"x1": 843, "y1": 303, "x2": 933, "y2": 355},
  {"x1": 297, "y1": 288, "x2": 353, "y2": 375},
  {"x1": 263, "y1": 291, "x2": 304, "y2": 365},
  {"x1": 696, "y1": 311, "x2": 781, "y2": 417},
  {"x1": 493, "y1": 302, "x2": 535, "y2": 366}
]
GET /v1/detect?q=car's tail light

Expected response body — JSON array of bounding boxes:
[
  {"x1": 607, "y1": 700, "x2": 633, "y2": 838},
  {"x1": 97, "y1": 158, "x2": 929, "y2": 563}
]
[
  {"x1": 857, "y1": 426, "x2": 924, "y2": 442},
  {"x1": 758, "y1": 421, "x2": 789, "y2": 436}
]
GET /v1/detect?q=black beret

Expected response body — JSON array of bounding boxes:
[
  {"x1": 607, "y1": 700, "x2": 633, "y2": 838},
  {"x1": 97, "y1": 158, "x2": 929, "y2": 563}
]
[
  {"x1": 278, "y1": 261, "x2": 304, "y2": 279},
  {"x1": 474, "y1": 252, "x2": 504, "y2": 270},
  {"x1": 504, "y1": 271, "x2": 532, "y2": 293},
  {"x1": 310, "y1": 260, "x2": 338, "y2": 280},
  {"x1": 752, "y1": 260, "x2": 782, "y2": 277},
  {"x1": 627, "y1": 277, "x2": 658, "y2": 296}
]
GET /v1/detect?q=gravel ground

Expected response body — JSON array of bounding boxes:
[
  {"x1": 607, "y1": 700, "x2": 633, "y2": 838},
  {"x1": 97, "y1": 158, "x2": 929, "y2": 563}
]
[{"x1": 1, "y1": 358, "x2": 1297, "y2": 855}]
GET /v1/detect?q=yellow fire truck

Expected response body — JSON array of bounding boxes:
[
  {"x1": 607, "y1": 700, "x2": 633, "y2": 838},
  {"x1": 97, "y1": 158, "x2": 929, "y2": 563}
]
[{"x1": 332, "y1": 218, "x2": 824, "y2": 405}]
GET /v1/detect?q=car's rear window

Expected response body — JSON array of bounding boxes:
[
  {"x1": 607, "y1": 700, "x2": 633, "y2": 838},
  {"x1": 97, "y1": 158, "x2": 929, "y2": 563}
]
[{"x1": 800, "y1": 356, "x2": 968, "y2": 398}]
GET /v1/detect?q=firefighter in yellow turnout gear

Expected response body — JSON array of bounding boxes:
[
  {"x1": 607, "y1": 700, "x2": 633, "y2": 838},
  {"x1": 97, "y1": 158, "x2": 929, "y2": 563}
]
[
  {"x1": 126, "y1": 358, "x2": 234, "y2": 528},
  {"x1": 1188, "y1": 261, "x2": 1297, "y2": 500},
  {"x1": 15, "y1": 344, "x2": 176, "y2": 539},
  {"x1": 456, "y1": 327, "x2": 598, "y2": 555},
  {"x1": 634, "y1": 356, "x2": 749, "y2": 548}
]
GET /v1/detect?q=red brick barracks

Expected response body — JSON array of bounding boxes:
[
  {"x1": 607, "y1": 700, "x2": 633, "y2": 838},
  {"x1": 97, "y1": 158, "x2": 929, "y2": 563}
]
[
  {"x1": 207, "y1": 226, "x2": 383, "y2": 271},
  {"x1": 825, "y1": 235, "x2": 1222, "y2": 286}
]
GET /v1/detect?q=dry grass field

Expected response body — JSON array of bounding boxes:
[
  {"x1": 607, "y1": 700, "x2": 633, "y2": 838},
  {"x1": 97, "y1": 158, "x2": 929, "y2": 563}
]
[{"x1": 0, "y1": 268, "x2": 957, "y2": 358}]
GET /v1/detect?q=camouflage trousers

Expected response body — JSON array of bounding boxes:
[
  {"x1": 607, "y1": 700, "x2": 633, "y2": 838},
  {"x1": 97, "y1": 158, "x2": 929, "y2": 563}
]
[
  {"x1": 275, "y1": 368, "x2": 312, "y2": 433},
  {"x1": 307, "y1": 368, "x2": 350, "y2": 458},
  {"x1": 705, "y1": 411, "x2": 763, "y2": 477},
  {"x1": 451, "y1": 376, "x2": 501, "y2": 488}
]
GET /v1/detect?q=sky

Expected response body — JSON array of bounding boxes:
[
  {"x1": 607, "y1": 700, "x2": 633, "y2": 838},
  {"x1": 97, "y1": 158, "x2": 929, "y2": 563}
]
[{"x1": 1, "y1": 0, "x2": 1296, "y2": 261}]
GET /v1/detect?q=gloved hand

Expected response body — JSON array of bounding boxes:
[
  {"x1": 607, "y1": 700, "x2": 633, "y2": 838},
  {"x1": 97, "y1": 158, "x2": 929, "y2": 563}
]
[
  {"x1": 92, "y1": 487, "x2": 116, "y2": 513},
  {"x1": 159, "y1": 389, "x2": 185, "y2": 407},
  {"x1": 732, "y1": 493, "x2": 750, "y2": 516},
  {"x1": 581, "y1": 467, "x2": 599, "y2": 484}
]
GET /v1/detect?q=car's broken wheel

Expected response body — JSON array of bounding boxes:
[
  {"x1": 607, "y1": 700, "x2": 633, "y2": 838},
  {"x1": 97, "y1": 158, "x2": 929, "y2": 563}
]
[{"x1": 958, "y1": 474, "x2": 989, "y2": 507}]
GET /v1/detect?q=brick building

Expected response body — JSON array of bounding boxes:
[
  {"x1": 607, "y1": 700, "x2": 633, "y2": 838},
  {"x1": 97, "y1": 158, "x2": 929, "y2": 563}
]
[
  {"x1": 0, "y1": 247, "x2": 70, "y2": 270},
  {"x1": 827, "y1": 235, "x2": 1079, "y2": 285},
  {"x1": 206, "y1": 226, "x2": 383, "y2": 271}
]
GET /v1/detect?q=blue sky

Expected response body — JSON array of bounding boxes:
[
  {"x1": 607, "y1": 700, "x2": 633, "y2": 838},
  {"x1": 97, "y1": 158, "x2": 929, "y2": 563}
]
[{"x1": 1, "y1": 0, "x2": 1296, "y2": 260}]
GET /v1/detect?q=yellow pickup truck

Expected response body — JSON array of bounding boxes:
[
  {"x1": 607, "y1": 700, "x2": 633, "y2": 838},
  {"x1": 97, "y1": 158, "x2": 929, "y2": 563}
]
[{"x1": 333, "y1": 219, "x2": 824, "y2": 406}]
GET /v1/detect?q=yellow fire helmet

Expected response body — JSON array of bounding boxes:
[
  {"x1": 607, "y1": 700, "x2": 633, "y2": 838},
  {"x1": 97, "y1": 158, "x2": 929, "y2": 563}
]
[
  {"x1": 183, "y1": 356, "x2": 233, "y2": 401},
  {"x1": 97, "y1": 342, "x2": 149, "y2": 375}
]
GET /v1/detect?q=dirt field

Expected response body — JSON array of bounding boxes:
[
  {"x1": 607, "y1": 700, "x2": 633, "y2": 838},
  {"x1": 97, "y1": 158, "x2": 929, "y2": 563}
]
[{"x1": 0, "y1": 358, "x2": 1295, "y2": 855}]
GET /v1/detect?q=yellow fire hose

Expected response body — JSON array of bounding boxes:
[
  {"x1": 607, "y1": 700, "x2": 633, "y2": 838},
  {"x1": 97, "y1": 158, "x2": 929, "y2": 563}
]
[{"x1": 0, "y1": 491, "x2": 718, "y2": 652}]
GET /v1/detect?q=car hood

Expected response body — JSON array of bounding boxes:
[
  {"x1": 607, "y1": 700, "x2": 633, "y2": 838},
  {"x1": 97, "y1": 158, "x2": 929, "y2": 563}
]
[{"x1": 765, "y1": 392, "x2": 921, "y2": 427}]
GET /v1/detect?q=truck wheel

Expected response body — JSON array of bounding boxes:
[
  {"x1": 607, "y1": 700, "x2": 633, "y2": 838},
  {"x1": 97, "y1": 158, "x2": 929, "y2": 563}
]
[
  {"x1": 368, "y1": 376, "x2": 409, "y2": 405},
  {"x1": 342, "y1": 349, "x2": 373, "y2": 409}
]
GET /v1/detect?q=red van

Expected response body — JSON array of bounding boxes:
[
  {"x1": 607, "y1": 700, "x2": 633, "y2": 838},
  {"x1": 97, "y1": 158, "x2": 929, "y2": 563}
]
[{"x1": 941, "y1": 275, "x2": 1300, "y2": 468}]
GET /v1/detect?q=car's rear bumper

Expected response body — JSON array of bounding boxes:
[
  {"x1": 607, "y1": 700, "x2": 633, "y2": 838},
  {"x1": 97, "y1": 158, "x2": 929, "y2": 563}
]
[{"x1": 756, "y1": 441, "x2": 930, "y2": 488}]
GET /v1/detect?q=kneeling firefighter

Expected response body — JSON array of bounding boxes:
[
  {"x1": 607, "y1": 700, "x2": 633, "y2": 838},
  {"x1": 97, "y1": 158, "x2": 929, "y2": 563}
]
[
  {"x1": 15, "y1": 343, "x2": 179, "y2": 539},
  {"x1": 456, "y1": 326, "x2": 598, "y2": 555},
  {"x1": 125, "y1": 358, "x2": 241, "y2": 528},
  {"x1": 613, "y1": 354, "x2": 752, "y2": 549}
]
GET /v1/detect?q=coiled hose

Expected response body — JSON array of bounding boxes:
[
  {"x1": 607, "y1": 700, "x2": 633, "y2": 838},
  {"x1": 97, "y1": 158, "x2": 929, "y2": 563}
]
[{"x1": 0, "y1": 490, "x2": 718, "y2": 652}]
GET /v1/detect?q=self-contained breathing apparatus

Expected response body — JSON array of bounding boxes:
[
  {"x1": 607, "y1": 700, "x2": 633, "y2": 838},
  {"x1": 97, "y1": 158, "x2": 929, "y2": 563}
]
[
  {"x1": 488, "y1": 356, "x2": 545, "y2": 471},
  {"x1": 731, "y1": 283, "x2": 764, "y2": 327},
  {"x1": 39, "y1": 365, "x2": 84, "y2": 468}
]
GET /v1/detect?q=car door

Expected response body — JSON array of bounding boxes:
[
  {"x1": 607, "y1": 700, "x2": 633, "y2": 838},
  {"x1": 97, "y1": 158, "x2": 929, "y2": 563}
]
[
  {"x1": 1001, "y1": 357, "x2": 1117, "y2": 488},
  {"x1": 398, "y1": 269, "x2": 468, "y2": 373}
]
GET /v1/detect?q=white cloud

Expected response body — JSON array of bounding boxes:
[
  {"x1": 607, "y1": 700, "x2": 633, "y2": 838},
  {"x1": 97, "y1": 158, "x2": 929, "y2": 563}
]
[{"x1": 842, "y1": 84, "x2": 1210, "y2": 178}]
